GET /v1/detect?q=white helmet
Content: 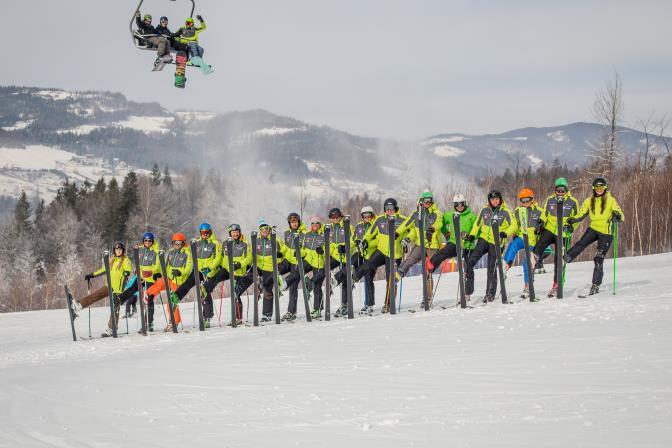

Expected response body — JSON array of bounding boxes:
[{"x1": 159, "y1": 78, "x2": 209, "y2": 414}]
[
  {"x1": 360, "y1": 205, "x2": 374, "y2": 215},
  {"x1": 452, "y1": 194, "x2": 466, "y2": 203}
]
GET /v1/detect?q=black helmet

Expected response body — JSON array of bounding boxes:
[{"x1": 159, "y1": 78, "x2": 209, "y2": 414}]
[
  {"x1": 592, "y1": 177, "x2": 608, "y2": 188},
  {"x1": 328, "y1": 207, "x2": 342, "y2": 219},
  {"x1": 287, "y1": 212, "x2": 301, "y2": 225},
  {"x1": 228, "y1": 223, "x2": 241, "y2": 235},
  {"x1": 383, "y1": 197, "x2": 398, "y2": 212},
  {"x1": 487, "y1": 190, "x2": 502, "y2": 201},
  {"x1": 113, "y1": 241, "x2": 125, "y2": 252}
]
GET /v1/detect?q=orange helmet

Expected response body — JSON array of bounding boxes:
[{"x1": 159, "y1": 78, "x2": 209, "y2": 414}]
[
  {"x1": 172, "y1": 232, "x2": 187, "y2": 242},
  {"x1": 518, "y1": 188, "x2": 534, "y2": 200}
]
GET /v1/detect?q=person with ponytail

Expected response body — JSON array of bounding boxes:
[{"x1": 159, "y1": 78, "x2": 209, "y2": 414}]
[{"x1": 565, "y1": 177, "x2": 624, "y2": 296}]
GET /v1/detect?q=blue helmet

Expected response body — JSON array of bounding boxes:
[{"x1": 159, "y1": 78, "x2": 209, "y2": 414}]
[
  {"x1": 199, "y1": 222, "x2": 212, "y2": 232},
  {"x1": 143, "y1": 232, "x2": 155, "y2": 241}
]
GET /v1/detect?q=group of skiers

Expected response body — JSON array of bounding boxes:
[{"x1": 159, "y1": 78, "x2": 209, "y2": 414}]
[
  {"x1": 69, "y1": 176, "x2": 623, "y2": 337},
  {"x1": 134, "y1": 10, "x2": 213, "y2": 74}
]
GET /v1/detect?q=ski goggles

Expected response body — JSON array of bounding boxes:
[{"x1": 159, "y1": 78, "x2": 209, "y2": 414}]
[
  {"x1": 384, "y1": 204, "x2": 396, "y2": 212},
  {"x1": 185, "y1": 19, "x2": 194, "y2": 25},
  {"x1": 420, "y1": 198, "x2": 433, "y2": 205},
  {"x1": 520, "y1": 197, "x2": 533, "y2": 204},
  {"x1": 228, "y1": 224, "x2": 241, "y2": 232},
  {"x1": 555, "y1": 187, "x2": 567, "y2": 194},
  {"x1": 288, "y1": 217, "x2": 299, "y2": 223},
  {"x1": 172, "y1": 239, "x2": 185, "y2": 245},
  {"x1": 200, "y1": 229, "x2": 211, "y2": 236},
  {"x1": 160, "y1": 17, "x2": 168, "y2": 22},
  {"x1": 143, "y1": 238, "x2": 153, "y2": 242},
  {"x1": 361, "y1": 212, "x2": 373, "y2": 219},
  {"x1": 114, "y1": 244, "x2": 125, "y2": 250},
  {"x1": 592, "y1": 185, "x2": 607, "y2": 192},
  {"x1": 453, "y1": 201, "x2": 466, "y2": 208}
]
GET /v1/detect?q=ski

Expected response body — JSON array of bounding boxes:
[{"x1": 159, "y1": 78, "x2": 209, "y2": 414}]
[
  {"x1": 344, "y1": 216, "x2": 355, "y2": 319},
  {"x1": 518, "y1": 209, "x2": 537, "y2": 303},
  {"x1": 324, "y1": 224, "x2": 331, "y2": 321},
  {"x1": 453, "y1": 213, "x2": 468, "y2": 308},
  {"x1": 226, "y1": 239, "x2": 238, "y2": 328},
  {"x1": 158, "y1": 250, "x2": 178, "y2": 333},
  {"x1": 555, "y1": 198, "x2": 565, "y2": 299},
  {"x1": 132, "y1": 247, "x2": 148, "y2": 334},
  {"x1": 174, "y1": 51, "x2": 187, "y2": 88},
  {"x1": 190, "y1": 239, "x2": 206, "y2": 331},
  {"x1": 101, "y1": 251, "x2": 118, "y2": 338},
  {"x1": 387, "y1": 215, "x2": 397, "y2": 314},
  {"x1": 419, "y1": 206, "x2": 429, "y2": 311},
  {"x1": 491, "y1": 219, "x2": 509, "y2": 304},
  {"x1": 251, "y1": 231, "x2": 259, "y2": 327},
  {"x1": 64, "y1": 284, "x2": 78, "y2": 342},
  {"x1": 270, "y1": 227, "x2": 281, "y2": 324},
  {"x1": 292, "y1": 233, "x2": 312, "y2": 322}
]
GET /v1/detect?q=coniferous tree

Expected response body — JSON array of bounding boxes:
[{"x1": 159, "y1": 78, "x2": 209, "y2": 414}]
[
  {"x1": 163, "y1": 166, "x2": 173, "y2": 188},
  {"x1": 151, "y1": 163, "x2": 162, "y2": 186},
  {"x1": 14, "y1": 191, "x2": 31, "y2": 234}
]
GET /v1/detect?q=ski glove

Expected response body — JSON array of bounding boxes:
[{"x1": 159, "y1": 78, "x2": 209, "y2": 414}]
[
  {"x1": 566, "y1": 217, "x2": 576, "y2": 225},
  {"x1": 196, "y1": 14, "x2": 203, "y2": 21},
  {"x1": 499, "y1": 232, "x2": 507, "y2": 240},
  {"x1": 426, "y1": 227, "x2": 435, "y2": 241},
  {"x1": 612, "y1": 210, "x2": 622, "y2": 222},
  {"x1": 401, "y1": 238, "x2": 412, "y2": 250},
  {"x1": 534, "y1": 221, "x2": 544, "y2": 235},
  {"x1": 84, "y1": 273, "x2": 94, "y2": 281},
  {"x1": 233, "y1": 261, "x2": 242, "y2": 270},
  {"x1": 464, "y1": 235, "x2": 475, "y2": 243},
  {"x1": 171, "y1": 268, "x2": 181, "y2": 277},
  {"x1": 337, "y1": 245, "x2": 346, "y2": 255},
  {"x1": 201, "y1": 267, "x2": 211, "y2": 276},
  {"x1": 315, "y1": 246, "x2": 324, "y2": 255},
  {"x1": 359, "y1": 240, "x2": 368, "y2": 251},
  {"x1": 563, "y1": 224, "x2": 573, "y2": 234}
]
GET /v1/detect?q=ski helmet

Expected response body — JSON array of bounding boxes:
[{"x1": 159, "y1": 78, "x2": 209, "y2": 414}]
[
  {"x1": 592, "y1": 177, "x2": 608, "y2": 188},
  {"x1": 518, "y1": 188, "x2": 534, "y2": 200},
  {"x1": 160, "y1": 16, "x2": 168, "y2": 22},
  {"x1": 228, "y1": 223, "x2": 241, "y2": 235},
  {"x1": 309, "y1": 216, "x2": 322, "y2": 225},
  {"x1": 419, "y1": 190, "x2": 433, "y2": 202},
  {"x1": 554, "y1": 177, "x2": 569, "y2": 189},
  {"x1": 143, "y1": 14, "x2": 152, "y2": 21},
  {"x1": 172, "y1": 233, "x2": 186, "y2": 243},
  {"x1": 328, "y1": 207, "x2": 342, "y2": 219},
  {"x1": 487, "y1": 190, "x2": 502, "y2": 201},
  {"x1": 185, "y1": 17, "x2": 194, "y2": 24},
  {"x1": 113, "y1": 241, "x2": 125, "y2": 252},
  {"x1": 258, "y1": 218, "x2": 269, "y2": 229},
  {"x1": 360, "y1": 205, "x2": 375, "y2": 216},
  {"x1": 199, "y1": 222, "x2": 212, "y2": 232},
  {"x1": 287, "y1": 212, "x2": 301, "y2": 225},
  {"x1": 383, "y1": 197, "x2": 399, "y2": 212},
  {"x1": 452, "y1": 194, "x2": 466, "y2": 204},
  {"x1": 143, "y1": 232, "x2": 155, "y2": 242}
]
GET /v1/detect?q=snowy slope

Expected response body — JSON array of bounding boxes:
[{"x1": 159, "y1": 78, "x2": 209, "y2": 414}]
[{"x1": 0, "y1": 253, "x2": 671, "y2": 447}]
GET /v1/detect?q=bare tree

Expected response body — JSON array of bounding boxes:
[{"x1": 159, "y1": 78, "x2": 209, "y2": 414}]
[{"x1": 592, "y1": 72, "x2": 624, "y2": 175}]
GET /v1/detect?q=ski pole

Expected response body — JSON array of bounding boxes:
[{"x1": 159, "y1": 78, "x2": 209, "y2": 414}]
[
  {"x1": 157, "y1": 291, "x2": 168, "y2": 324},
  {"x1": 613, "y1": 220, "x2": 618, "y2": 295},
  {"x1": 398, "y1": 277, "x2": 403, "y2": 313}
]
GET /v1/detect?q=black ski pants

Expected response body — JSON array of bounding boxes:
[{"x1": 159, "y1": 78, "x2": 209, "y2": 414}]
[
  {"x1": 355, "y1": 250, "x2": 400, "y2": 307},
  {"x1": 567, "y1": 227, "x2": 613, "y2": 286},
  {"x1": 533, "y1": 229, "x2": 571, "y2": 284},
  {"x1": 343, "y1": 253, "x2": 374, "y2": 307},
  {"x1": 284, "y1": 261, "x2": 314, "y2": 314},
  {"x1": 201, "y1": 268, "x2": 244, "y2": 320},
  {"x1": 465, "y1": 238, "x2": 498, "y2": 297},
  {"x1": 428, "y1": 242, "x2": 472, "y2": 274},
  {"x1": 119, "y1": 279, "x2": 155, "y2": 323}
]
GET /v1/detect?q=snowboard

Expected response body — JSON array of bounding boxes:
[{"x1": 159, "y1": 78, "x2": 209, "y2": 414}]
[
  {"x1": 174, "y1": 51, "x2": 187, "y2": 88},
  {"x1": 152, "y1": 57, "x2": 167, "y2": 72},
  {"x1": 190, "y1": 56, "x2": 214, "y2": 75}
]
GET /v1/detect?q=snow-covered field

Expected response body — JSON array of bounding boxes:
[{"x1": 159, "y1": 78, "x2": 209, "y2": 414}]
[{"x1": 0, "y1": 253, "x2": 671, "y2": 447}]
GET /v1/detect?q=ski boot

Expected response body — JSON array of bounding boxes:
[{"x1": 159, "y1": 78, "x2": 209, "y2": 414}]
[
  {"x1": 547, "y1": 282, "x2": 558, "y2": 298},
  {"x1": 260, "y1": 314, "x2": 272, "y2": 323},
  {"x1": 310, "y1": 309, "x2": 322, "y2": 319},
  {"x1": 588, "y1": 284, "x2": 600, "y2": 296},
  {"x1": 164, "y1": 322, "x2": 174, "y2": 332},
  {"x1": 520, "y1": 285, "x2": 529, "y2": 299},
  {"x1": 204, "y1": 318, "x2": 211, "y2": 329},
  {"x1": 334, "y1": 305, "x2": 348, "y2": 317},
  {"x1": 425, "y1": 258, "x2": 435, "y2": 273},
  {"x1": 359, "y1": 305, "x2": 373, "y2": 316},
  {"x1": 101, "y1": 327, "x2": 114, "y2": 338},
  {"x1": 381, "y1": 304, "x2": 390, "y2": 314},
  {"x1": 69, "y1": 298, "x2": 82, "y2": 318},
  {"x1": 281, "y1": 312, "x2": 296, "y2": 322},
  {"x1": 148, "y1": 322, "x2": 154, "y2": 332}
]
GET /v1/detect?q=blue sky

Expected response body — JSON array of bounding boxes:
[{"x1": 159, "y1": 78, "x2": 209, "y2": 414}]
[{"x1": 5, "y1": 0, "x2": 671, "y2": 139}]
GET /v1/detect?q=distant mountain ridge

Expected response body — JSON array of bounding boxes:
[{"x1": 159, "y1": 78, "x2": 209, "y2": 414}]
[{"x1": 0, "y1": 86, "x2": 666, "y2": 207}]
